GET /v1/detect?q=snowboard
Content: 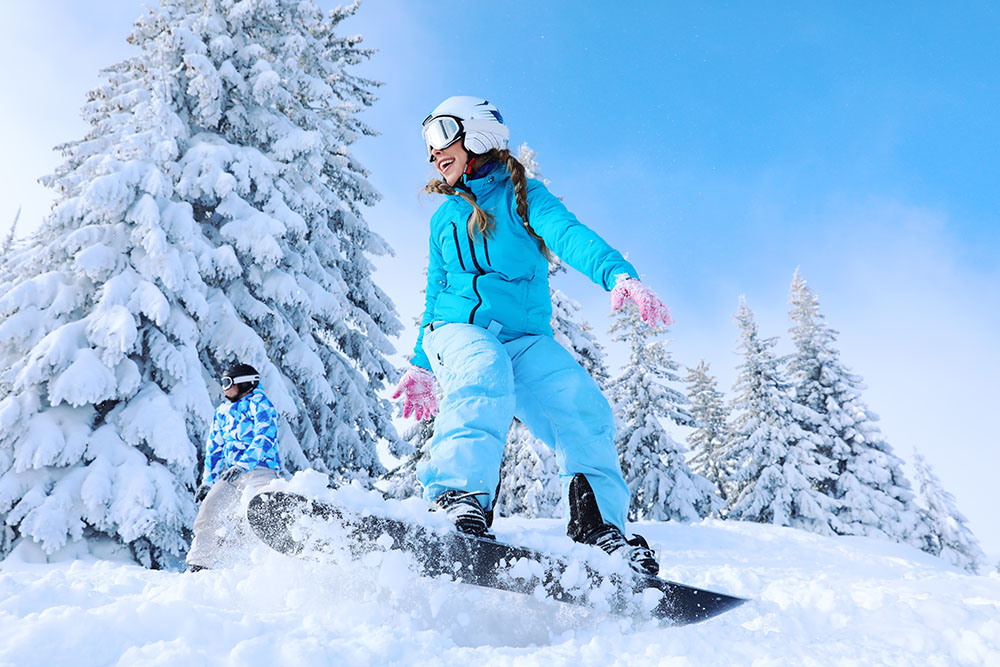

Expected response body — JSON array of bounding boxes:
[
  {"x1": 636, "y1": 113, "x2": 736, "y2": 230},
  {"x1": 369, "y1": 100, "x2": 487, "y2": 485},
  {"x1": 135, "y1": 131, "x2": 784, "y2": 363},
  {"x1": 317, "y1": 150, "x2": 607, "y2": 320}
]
[{"x1": 247, "y1": 490, "x2": 747, "y2": 625}]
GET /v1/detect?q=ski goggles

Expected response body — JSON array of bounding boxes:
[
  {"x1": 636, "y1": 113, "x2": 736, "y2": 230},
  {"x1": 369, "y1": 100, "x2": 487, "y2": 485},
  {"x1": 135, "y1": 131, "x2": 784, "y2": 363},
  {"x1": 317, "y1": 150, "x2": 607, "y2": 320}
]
[
  {"x1": 221, "y1": 374, "x2": 259, "y2": 389},
  {"x1": 421, "y1": 114, "x2": 463, "y2": 160}
]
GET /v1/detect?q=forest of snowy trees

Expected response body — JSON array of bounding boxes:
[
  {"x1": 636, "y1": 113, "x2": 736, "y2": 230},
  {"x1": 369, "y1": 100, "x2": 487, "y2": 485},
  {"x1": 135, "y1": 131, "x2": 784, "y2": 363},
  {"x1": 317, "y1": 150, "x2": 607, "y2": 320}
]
[{"x1": 0, "y1": 0, "x2": 988, "y2": 576}]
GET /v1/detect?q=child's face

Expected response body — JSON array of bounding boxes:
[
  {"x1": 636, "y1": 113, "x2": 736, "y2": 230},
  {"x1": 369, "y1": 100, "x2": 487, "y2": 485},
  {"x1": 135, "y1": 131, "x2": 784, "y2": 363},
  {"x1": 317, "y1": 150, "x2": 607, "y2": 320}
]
[{"x1": 430, "y1": 141, "x2": 469, "y2": 186}]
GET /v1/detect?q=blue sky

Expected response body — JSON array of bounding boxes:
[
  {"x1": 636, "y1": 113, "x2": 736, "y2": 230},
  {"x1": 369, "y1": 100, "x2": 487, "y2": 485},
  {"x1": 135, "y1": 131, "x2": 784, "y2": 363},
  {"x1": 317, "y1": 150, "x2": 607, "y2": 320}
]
[{"x1": 2, "y1": 2, "x2": 998, "y2": 555}]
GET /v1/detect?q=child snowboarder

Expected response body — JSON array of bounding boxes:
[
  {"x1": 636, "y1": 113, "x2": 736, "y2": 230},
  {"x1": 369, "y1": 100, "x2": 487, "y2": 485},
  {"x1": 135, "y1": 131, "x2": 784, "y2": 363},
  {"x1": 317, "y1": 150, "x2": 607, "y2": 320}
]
[
  {"x1": 186, "y1": 363, "x2": 281, "y2": 572},
  {"x1": 392, "y1": 96, "x2": 673, "y2": 576}
]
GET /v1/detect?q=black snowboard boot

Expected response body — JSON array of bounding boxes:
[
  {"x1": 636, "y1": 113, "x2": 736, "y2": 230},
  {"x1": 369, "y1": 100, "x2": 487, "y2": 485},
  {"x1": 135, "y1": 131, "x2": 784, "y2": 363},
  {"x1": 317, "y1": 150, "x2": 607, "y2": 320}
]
[
  {"x1": 567, "y1": 474, "x2": 660, "y2": 577},
  {"x1": 433, "y1": 490, "x2": 495, "y2": 539}
]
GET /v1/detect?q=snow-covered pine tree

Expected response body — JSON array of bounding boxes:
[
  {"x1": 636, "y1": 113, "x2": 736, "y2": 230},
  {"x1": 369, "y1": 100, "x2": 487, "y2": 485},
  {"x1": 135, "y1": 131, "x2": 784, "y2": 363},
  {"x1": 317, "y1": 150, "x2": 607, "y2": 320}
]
[
  {"x1": 380, "y1": 263, "x2": 433, "y2": 501},
  {"x1": 0, "y1": 210, "x2": 21, "y2": 309},
  {"x1": 608, "y1": 302, "x2": 718, "y2": 522},
  {"x1": 721, "y1": 298, "x2": 837, "y2": 534},
  {"x1": 0, "y1": 0, "x2": 400, "y2": 566},
  {"x1": 550, "y1": 266, "x2": 611, "y2": 391},
  {"x1": 1, "y1": 208, "x2": 19, "y2": 256},
  {"x1": 912, "y1": 450, "x2": 985, "y2": 573},
  {"x1": 685, "y1": 360, "x2": 731, "y2": 504},
  {"x1": 495, "y1": 418, "x2": 561, "y2": 519},
  {"x1": 516, "y1": 143, "x2": 549, "y2": 185},
  {"x1": 380, "y1": 417, "x2": 432, "y2": 500},
  {"x1": 787, "y1": 270, "x2": 929, "y2": 547}
]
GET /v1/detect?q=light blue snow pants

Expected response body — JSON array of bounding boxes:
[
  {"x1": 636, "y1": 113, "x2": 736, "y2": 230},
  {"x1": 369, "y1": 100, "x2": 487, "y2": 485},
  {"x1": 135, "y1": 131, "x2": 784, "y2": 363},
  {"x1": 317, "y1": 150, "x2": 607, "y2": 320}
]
[{"x1": 417, "y1": 322, "x2": 629, "y2": 531}]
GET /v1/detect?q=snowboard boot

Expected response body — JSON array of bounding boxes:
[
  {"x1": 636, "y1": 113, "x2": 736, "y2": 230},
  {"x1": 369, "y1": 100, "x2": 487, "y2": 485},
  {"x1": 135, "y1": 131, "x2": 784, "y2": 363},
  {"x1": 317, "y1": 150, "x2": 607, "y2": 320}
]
[
  {"x1": 433, "y1": 490, "x2": 495, "y2": 539},
  {"x1": 567, "y1": 474, "x2": 660, "y2": 577}
]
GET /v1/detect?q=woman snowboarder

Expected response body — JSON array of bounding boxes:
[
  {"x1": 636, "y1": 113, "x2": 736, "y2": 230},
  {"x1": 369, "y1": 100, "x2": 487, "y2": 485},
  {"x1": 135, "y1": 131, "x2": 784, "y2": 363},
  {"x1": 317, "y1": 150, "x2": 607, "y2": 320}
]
[{"x1": 392, "y1": 96, "x2": 673, "y2": 575}]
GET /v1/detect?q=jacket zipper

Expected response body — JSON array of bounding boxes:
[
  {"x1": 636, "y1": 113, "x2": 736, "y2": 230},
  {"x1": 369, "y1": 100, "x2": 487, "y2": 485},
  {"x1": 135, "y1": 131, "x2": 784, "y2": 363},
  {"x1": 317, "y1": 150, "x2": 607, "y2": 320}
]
[
  {"x1": 450, "y1": 223, "x2": 467, "y2": 271},
  {"x1": 466, "y1": 224, "x2": 486, "y2": 325}
]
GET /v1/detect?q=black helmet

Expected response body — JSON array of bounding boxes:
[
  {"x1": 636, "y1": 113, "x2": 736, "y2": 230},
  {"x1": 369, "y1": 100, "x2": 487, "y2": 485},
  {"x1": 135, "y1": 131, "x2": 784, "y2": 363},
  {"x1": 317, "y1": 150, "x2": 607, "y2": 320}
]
[{"x1": 221, "y1": 362, "x2": 260, "y2": 395}]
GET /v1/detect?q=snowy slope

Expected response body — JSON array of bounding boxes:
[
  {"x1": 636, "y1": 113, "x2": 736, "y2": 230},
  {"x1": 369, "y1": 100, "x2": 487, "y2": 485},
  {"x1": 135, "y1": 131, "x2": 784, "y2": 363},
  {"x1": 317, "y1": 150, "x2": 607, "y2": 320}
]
[{"x1": 1, "y1": 477, "x2": 998, "y2": 666}]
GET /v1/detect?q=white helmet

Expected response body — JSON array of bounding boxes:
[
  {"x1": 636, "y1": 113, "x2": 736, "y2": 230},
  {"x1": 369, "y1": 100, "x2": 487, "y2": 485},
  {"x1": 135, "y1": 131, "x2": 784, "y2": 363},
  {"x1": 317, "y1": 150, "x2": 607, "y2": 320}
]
[{"x1": 421, "y1": 96, "x2": 510, "y2": 161}]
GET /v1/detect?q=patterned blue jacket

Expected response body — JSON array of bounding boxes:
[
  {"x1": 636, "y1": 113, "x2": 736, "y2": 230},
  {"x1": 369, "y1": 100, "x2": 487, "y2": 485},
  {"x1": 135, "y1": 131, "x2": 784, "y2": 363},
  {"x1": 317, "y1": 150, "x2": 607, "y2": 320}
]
[{"x1": 202, "y1": 388, "x2": 281, "y2": 485}]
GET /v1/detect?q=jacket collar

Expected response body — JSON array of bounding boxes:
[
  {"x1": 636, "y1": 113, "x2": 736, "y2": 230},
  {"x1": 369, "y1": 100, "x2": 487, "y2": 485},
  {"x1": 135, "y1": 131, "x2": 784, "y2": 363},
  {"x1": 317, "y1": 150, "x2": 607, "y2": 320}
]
[
  {"x1": 227, "y1": 387, "x2": 258, "y2": 405},
  {"x1": 455, "y1": 160, "x2": 507, "y2": 201}
]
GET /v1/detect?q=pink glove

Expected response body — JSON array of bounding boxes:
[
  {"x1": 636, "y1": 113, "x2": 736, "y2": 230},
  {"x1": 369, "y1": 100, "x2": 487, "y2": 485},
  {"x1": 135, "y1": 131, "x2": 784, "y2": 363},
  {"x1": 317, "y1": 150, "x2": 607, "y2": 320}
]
[
  {"x1": 610, "y1": 276, "x2": 675, "y2": 327},
  {"x1": 391, "y1": 366, "x2": 438, "y2": 420}
]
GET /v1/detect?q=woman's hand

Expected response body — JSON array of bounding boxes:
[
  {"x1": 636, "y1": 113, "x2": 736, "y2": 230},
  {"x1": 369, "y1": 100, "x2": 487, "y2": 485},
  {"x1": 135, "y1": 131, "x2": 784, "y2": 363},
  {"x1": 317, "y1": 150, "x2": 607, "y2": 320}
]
[
  {"x1": 611, "y1": 275, "x2": 674, "y2": 327},
  {"x1": 391, "y1": 366, "x2": 438, "y2": 420}
]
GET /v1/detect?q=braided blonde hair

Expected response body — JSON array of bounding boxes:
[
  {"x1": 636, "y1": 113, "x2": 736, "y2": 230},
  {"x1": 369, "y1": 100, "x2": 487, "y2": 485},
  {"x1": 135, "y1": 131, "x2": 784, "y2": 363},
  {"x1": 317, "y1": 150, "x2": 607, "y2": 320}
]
[
  {"x1": 424, "y1": 148, "x2": 551, "y2": 260},
  {"x1": 423, "y1": 178, "x2": 496, "y2": 241}
]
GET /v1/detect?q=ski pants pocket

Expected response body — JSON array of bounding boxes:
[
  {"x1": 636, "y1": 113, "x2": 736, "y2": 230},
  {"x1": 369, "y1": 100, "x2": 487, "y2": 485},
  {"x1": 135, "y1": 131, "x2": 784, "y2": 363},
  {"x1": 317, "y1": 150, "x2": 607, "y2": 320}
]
[{"x1": 422, "y1": 321, "x2": 451, "y2": 369}]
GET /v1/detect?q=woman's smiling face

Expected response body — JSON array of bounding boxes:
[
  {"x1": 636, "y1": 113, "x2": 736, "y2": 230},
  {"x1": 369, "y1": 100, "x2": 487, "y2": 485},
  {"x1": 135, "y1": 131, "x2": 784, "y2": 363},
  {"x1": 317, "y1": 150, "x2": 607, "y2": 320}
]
[{"x1": 431, "y1": 141, "x2": 470, "y2": 186}]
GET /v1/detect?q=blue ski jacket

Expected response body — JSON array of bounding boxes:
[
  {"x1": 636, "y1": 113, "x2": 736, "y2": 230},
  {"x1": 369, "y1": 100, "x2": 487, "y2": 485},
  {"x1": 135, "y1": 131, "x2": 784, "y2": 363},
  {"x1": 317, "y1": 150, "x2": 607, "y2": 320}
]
[
  {"x1": 202, "y1": 388, "x2": 281, "y2": 485},
  {"x1": 412, "y1": 162, "x2": 638, "y2": 370}
]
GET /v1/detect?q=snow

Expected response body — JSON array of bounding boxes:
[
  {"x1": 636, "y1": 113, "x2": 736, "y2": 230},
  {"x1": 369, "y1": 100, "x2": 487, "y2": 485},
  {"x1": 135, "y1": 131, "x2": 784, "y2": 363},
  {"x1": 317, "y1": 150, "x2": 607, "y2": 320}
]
[{"x1": 2, "y1": 473, "x2": 998, "y2": 666}]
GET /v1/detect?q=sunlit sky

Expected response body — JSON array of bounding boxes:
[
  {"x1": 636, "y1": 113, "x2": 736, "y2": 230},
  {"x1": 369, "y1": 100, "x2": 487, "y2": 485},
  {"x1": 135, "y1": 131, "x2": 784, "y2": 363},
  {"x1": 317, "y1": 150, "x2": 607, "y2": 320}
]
[{"x1": 1, "y1": 1, "x2": 997, "y2": 554}]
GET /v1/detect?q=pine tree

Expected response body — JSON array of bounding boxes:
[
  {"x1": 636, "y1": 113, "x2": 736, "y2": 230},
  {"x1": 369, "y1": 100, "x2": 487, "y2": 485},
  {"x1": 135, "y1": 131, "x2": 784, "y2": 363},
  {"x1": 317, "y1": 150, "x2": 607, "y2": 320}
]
[
  {"x1": 0, "y1": 209, "x2": 21, "y2": 312},
  {"x1": 380, "y1": 418, "x2": 432, "y2": 500},
  {"x1": 381, "y1": 263, "x2": 433, "y2": 501},
  {"x1": 550, "y1": 269, "x2": 611, "y2": 391},
  {"x1": 722, "y1": 299, "x2": 837, "y2": 534},
  {"x1": 608, "y1": 302, "x2": 718, "y2": 522},
  {"x1": 685, "y1": 360, "x2": 731, "y2": 504},
  {"x1": 495, "y1": 419, "x2": 562, "y2": 519},
  {"x1": 912, "y1": 450, "x2": 985, "y2": 573},
  {"x1": 516, "y1": 143, "x2": 549, "y2": 185},
  {"x1": 787, "y1": 271, "x2": 929, "y2": 547},
  {"x1": 0, "y1": 0, "x2": 400, "y2": 566},
  {"x1": 1, "y1": 207, "x2": 18, "y2": 256}
]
